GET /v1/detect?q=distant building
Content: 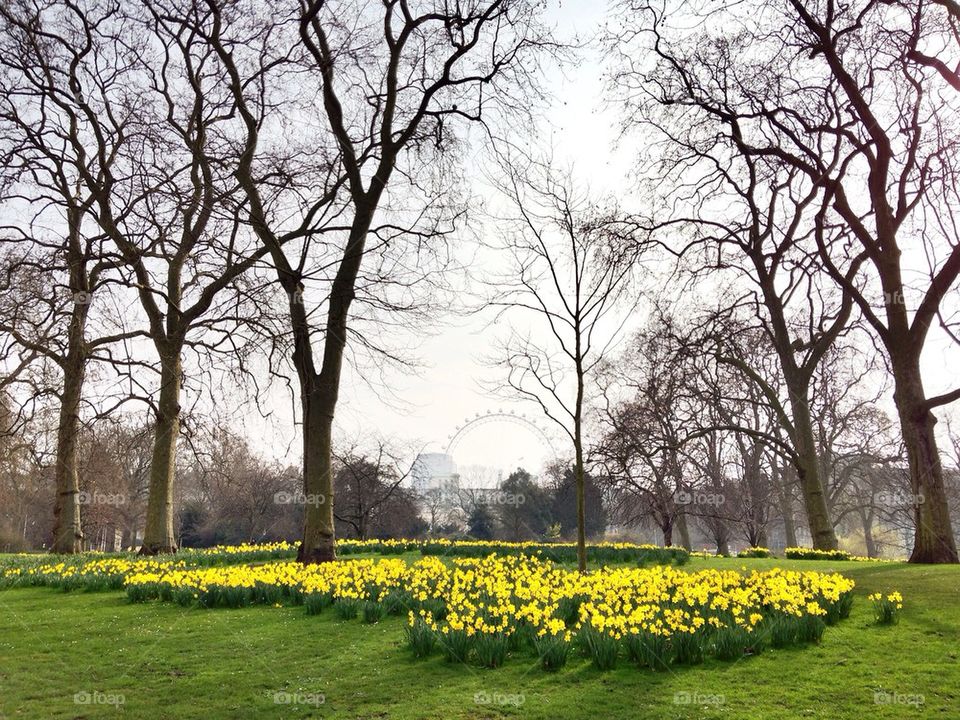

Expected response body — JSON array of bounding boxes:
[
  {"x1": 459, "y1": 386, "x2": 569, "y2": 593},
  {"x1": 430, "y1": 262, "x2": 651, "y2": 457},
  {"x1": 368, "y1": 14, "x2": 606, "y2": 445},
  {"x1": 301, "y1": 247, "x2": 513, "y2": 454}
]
[{"x1": 410, "y1": 453, "x2": 459, "y2": 494}]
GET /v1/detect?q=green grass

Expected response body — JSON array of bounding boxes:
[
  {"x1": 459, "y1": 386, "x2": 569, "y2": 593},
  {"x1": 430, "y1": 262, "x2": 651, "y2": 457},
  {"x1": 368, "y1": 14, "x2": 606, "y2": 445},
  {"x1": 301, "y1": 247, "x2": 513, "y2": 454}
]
[{"x1": 0, "y1": 557, "x2": 957, "y2": 719}]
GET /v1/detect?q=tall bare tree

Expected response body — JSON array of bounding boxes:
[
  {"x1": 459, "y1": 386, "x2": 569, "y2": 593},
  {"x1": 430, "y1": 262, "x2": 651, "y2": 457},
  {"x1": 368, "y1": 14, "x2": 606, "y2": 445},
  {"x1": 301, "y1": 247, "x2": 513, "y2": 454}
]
[
  {"x1": 0, "y1": 2, "x2": 146, "y2": 551},
  {"x1": 490, "y1": 158, "x2": 640, "y2": 571},
  {"x1": 198, "y1": 0, "x2": 555, "y2": 563},
  {"x1": 1, "y1": 1, "x2": 288, "y2": 554}
]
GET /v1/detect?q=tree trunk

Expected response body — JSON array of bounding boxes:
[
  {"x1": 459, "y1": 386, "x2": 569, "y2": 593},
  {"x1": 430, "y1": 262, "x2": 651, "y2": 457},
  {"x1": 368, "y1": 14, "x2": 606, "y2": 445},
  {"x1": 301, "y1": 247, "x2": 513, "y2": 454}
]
[
  {"x1": 572, "y1": 344, "x2": 587, "y2": 572},
  {"x1": 139, "y1": 348, "x2": 182, "y2": 555},
  {"x1": 757, "y1": 527, "x2": 768, "y2": 548},
  {"x1": 861, "y1": 510, "x2": 877, "y2": 558},
  {"x1": 297, "y1": 388, "x2": 337, "y2": 563},
  {"x1": 573, "y1": 443, "x2": 587, "y2": 573},
  {"x1": 789, "y1": 389, "x2": 839, "y2": 550},
  {"x1": 782, "y1": 506, "x2": 797, "y2": 548},
  {"x1": 891, "y1": 357, "x2": 959, "y2": 563},
  {"x1": 662, "y1": 517, "x2": 673, "y2": 547},
  {"x1": 676, "y1": 512, "x2": 692, "y2": 550},
  {"x1": 50, "y1": 349, "x2": 85, "y2": 554},
  {"x1": 295, "y1": 222, "x2": 371, "y2": 562},
  {"x1": 773, "y1": 461, "x2": 798, "y2": 547}
]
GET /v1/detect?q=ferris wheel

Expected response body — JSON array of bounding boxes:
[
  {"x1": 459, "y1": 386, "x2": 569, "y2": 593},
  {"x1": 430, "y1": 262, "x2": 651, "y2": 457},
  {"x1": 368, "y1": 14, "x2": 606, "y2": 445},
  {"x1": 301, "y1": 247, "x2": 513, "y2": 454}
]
[{"x1": 445, "y1": 410, "x2": 559, "y2": 459}]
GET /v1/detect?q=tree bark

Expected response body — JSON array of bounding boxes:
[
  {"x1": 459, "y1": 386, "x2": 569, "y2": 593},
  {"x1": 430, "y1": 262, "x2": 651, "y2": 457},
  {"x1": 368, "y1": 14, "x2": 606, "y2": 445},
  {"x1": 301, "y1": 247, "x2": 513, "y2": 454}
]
[
  {"x1": 661, "y1": 518, "x2": 673, "y2": 547},
  {"x1": 573, "y1": 349, "x2": 587, "y2": 572},
  {"x1": 757, "y1": 528, "x2": 768, "y2": 548},
  {"x1": 573, "y1": 441, "x2": 587, "y2": 573},
  {"x1": 860, "y1": 509, "x2": 877, "y2": 558},
  {"x1": 891, "y1": 356, "x2": 959, "y2": 563},
  {"x1": 139, "y1": 347, "x2": 182, "y2": 555},
  {"x1": 775, "y1": 462, "x2": 798, "y2": 547},
  {"x1": 50, "y1": 348, "x2": 85, "y2": 554},
  {"x1": 50, "y1": 250, "x2": 92, "y2": 555},
  {"x1": 297, "y1": 387, "x2": 337, "y2": 563},
  {"x1": 296, "y1": 210, "x2": 375, "y2": 564},
  {"x1": 788, "y1": 386, "x2": 839, "y2": 550}
]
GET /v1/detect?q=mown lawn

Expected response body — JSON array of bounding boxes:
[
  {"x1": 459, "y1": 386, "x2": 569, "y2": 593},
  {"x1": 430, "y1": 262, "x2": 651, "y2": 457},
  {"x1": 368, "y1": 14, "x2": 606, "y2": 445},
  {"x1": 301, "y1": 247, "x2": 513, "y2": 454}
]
[{"x1": 0, "y1": 557, "x2": 957, "y2": 719}]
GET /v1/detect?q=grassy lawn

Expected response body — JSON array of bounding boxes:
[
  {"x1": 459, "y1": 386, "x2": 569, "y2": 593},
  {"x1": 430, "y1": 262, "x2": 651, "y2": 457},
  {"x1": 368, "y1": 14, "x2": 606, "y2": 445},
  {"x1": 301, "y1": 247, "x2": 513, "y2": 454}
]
[{"x1": 0, "y1": 557, "x2": 957, "y2": 719}]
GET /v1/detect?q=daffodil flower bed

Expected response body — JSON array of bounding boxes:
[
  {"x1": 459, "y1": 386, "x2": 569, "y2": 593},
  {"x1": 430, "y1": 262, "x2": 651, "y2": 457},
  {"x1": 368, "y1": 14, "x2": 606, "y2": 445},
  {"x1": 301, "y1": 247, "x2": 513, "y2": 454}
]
[
  {"x1": 179, "y1": 541, "x2": 298, "y2": 564},
  {"x1": 0, "y1": 539, "x2": 689, "y2": 593},
  {"x1": 119, "y1": 554, "x2": 856, "y2": 672},
  {"x1": 785, "y1": 547, "x2": 854, "y2": 561},
  {"x1": 1, "y1": 557, "x2": 185, "y2": 591},
  {"x1": 418, "y1": 539, "x2": 690, "y2": 565},
  {"x1": 737, "y1": 547, "x2": 772, "y2": 558}
]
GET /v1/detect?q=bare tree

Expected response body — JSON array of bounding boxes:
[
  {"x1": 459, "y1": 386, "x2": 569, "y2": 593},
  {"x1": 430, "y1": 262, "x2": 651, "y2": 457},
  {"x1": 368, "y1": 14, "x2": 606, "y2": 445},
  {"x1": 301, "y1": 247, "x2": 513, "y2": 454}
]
[
  {"x1": 177, "y1": 424, "x2": 301, "y2": 545},
  {"x1": 490, "y1": 158, "x2": 640, "y2": 571},
  {"x1": 0, "y1": 3, "x2": 148, "y2": 551},
  {"x1": 606, "y1": 17, "x2": 862, "y2": 549},
  {"x1": 332, "y1": 440, "x2": 414, "y2": 541},
  {"x1": 1, "y1": 1, "x2": 293, "y2": 554},
  {"x1": 594, "y1": 326, "x2": 693, "y2": 549}
]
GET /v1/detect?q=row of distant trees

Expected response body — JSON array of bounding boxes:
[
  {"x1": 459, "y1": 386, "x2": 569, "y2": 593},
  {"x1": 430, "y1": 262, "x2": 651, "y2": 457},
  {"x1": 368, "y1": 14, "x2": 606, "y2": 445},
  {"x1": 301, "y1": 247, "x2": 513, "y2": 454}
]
[
  {"x1": 0, "y1": 405, "x2": 428, "y2": 551},
  {"x1": 587, "y1": 317, "x2": 960, "y2": 558},
  {"x1": 452, "y1": 467, "x2": 607, "y2": 543},
  {"x1": 2, "y1": 374, "x2": 955, "y2": 558}
]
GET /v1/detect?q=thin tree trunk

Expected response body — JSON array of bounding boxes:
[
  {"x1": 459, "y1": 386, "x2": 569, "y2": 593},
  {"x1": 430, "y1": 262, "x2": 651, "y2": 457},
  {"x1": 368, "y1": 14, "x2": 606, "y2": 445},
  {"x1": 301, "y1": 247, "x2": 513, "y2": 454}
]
[
  {"x1": 757, "y1": 527, "x2": 768, "y2": 548},
  {"x1": 50, "y1": 347, "x2": 85, "y2": 554},
  {"x1": 861, "y1": 509, "x2": 877, "y2": 558},
  {"x1": 573, "y1": 439, "x2": 587, "y2": 573},
  {"x1": 892, "y1": 357, "x2": 959, "y2": 563},
  {"x1": 573, "y1": 335, "x2": 587, "y2": 572},
  {"x1": 775, "y1": 462, "x2": 798, "y2": 547},
  {"x1": 782, "y1": 503, "x2": 797, "y2": 547},
  {"x1": 676, "y1": 512, "x2": 692, "y2": 551},
  {"x1": 139, "y1": 348, "x2": 182, "y2": 555}
]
